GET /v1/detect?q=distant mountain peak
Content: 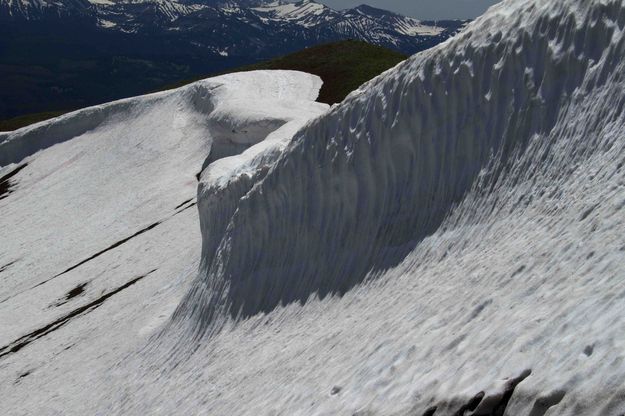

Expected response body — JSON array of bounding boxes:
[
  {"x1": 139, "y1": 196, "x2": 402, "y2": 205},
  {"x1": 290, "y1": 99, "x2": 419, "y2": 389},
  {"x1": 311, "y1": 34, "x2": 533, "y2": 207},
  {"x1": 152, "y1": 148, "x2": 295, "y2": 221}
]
[
  {"x1": 0, "y1": 0, "x2": 94, "y2": 20},
  {"x1": 351, "y1": 3, "x2": 395, "y2": 16},
  {"x1": 0, "y1": 0, "x2": 467, "y2": 56}
]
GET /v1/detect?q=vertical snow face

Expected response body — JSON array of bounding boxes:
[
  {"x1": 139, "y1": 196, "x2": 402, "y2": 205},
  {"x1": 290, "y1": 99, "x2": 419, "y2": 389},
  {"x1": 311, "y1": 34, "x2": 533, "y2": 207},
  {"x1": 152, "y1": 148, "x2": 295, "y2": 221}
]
[
  {"x1": 130, "y1": 1, "x2": 625, "y2": 413},
  {"x1": 174, "y1": 0, "x2": 625, "y2": 368}
]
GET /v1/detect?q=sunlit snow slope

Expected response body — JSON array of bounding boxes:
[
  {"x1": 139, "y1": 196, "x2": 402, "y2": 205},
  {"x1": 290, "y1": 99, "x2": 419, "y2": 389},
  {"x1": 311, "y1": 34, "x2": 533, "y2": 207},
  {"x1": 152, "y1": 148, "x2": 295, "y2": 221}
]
[
  {"x1": 0, "y1": 71, "x2": 327, "y2": 414},
  {"x1": 2, "y1": 0, "x2": 625, "y2": 414}
]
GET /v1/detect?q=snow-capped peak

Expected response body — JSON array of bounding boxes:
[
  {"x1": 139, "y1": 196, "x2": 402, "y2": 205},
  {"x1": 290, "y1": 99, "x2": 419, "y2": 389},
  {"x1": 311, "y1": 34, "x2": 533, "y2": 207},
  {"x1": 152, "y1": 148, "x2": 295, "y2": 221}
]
[
  {"x1": 0, "y1": 0, "x2": 463, "y2": 56},
  {"x1": 252, "y1": 0, "x2": 338, "y2": 28},
  {"x1": 0, "y1": 0, "x2": 93, "y2": 19}
]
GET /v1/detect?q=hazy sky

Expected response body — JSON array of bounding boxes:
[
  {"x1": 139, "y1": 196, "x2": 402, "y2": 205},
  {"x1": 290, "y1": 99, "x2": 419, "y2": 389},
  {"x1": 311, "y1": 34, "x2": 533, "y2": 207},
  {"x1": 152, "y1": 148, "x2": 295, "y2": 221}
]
[{"x1": 319, "y1": 0, "x2": 501, "y2": 20}]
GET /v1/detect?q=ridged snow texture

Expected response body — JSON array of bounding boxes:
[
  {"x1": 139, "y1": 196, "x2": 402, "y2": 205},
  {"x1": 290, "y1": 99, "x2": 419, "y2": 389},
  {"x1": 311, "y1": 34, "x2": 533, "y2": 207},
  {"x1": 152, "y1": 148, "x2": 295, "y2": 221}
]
[
  {"x1": 177, "y1": 0, "x2": 625, "y2": 320},
  {"x1": 165, "y1": 0, "x2": 625, "y2": 412}
]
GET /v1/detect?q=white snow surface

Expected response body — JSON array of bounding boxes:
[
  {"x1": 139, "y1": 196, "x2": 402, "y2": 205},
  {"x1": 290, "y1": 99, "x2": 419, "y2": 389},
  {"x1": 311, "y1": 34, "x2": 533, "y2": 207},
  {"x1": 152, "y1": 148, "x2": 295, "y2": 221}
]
[
  {"x1": 252, "y1": 0, "x2": 336, "y2": 27},
  {"x1": 2, "y1": 0, "x2": 625, "y2": 415},
  {"x1": 0, "y1": 70, "x2": 327, "y2": 413}
]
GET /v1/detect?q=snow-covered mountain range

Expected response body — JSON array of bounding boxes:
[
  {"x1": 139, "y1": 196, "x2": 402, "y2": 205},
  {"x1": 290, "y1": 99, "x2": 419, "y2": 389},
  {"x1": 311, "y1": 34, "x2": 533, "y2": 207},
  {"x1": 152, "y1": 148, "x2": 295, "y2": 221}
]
[
  {"x1": 2, "y1": 0, "x2": 625, "y2": 414},
  {"x1": 0, "y1": 0, "x2": 467, "y2": 120},
  {"x1": 0, "y1": 0, "x2": 466, "y2": 55}
]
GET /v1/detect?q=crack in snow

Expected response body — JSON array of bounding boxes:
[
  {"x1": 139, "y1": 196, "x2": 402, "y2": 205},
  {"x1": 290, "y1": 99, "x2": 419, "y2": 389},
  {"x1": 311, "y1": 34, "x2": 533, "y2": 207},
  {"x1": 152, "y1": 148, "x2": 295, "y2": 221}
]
[
  {"x1": 0, "y1": 163, "x2": 28, "y2": 200},
  {"x1": 33, "y1": 221, "x2": 163, "y2": 289},
  {"x1": 0, "y1": 269, "x2": 157, "y2": 359}
]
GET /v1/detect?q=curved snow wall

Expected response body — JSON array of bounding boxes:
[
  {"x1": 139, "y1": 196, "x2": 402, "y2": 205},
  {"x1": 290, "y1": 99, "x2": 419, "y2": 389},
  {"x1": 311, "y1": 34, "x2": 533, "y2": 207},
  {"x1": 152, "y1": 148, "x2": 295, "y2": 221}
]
[{"x1": 173, "y1": 0, "x2": 625, "y2": 332}]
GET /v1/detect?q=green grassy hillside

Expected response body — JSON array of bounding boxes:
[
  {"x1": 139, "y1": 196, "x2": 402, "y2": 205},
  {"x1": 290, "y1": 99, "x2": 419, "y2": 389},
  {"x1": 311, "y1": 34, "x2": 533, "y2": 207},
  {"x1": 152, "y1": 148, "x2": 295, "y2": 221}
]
[
  {"x1": 166, "y1": 40, "x2": 407, "y2": 105},
  {"x1": 0, "y1": 40, "x2": 406, "y2": 132},
  {"x1": 246, "y1": 40, "x2": 407, "y2": 104}
]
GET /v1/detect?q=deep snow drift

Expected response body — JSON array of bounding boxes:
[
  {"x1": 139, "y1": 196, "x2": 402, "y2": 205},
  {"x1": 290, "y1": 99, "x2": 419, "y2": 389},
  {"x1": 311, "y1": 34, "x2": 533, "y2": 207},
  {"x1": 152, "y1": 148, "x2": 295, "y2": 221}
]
[{"x1": 2, "y1": 0, "x2": 625, "y2": 414}]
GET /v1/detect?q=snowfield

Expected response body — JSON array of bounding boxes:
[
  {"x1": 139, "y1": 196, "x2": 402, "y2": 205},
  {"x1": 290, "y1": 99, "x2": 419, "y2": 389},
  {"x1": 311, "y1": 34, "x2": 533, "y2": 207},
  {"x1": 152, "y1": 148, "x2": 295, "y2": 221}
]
[{"x1": 2, "y1": 0, "x2": 625, "y2": 415}]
